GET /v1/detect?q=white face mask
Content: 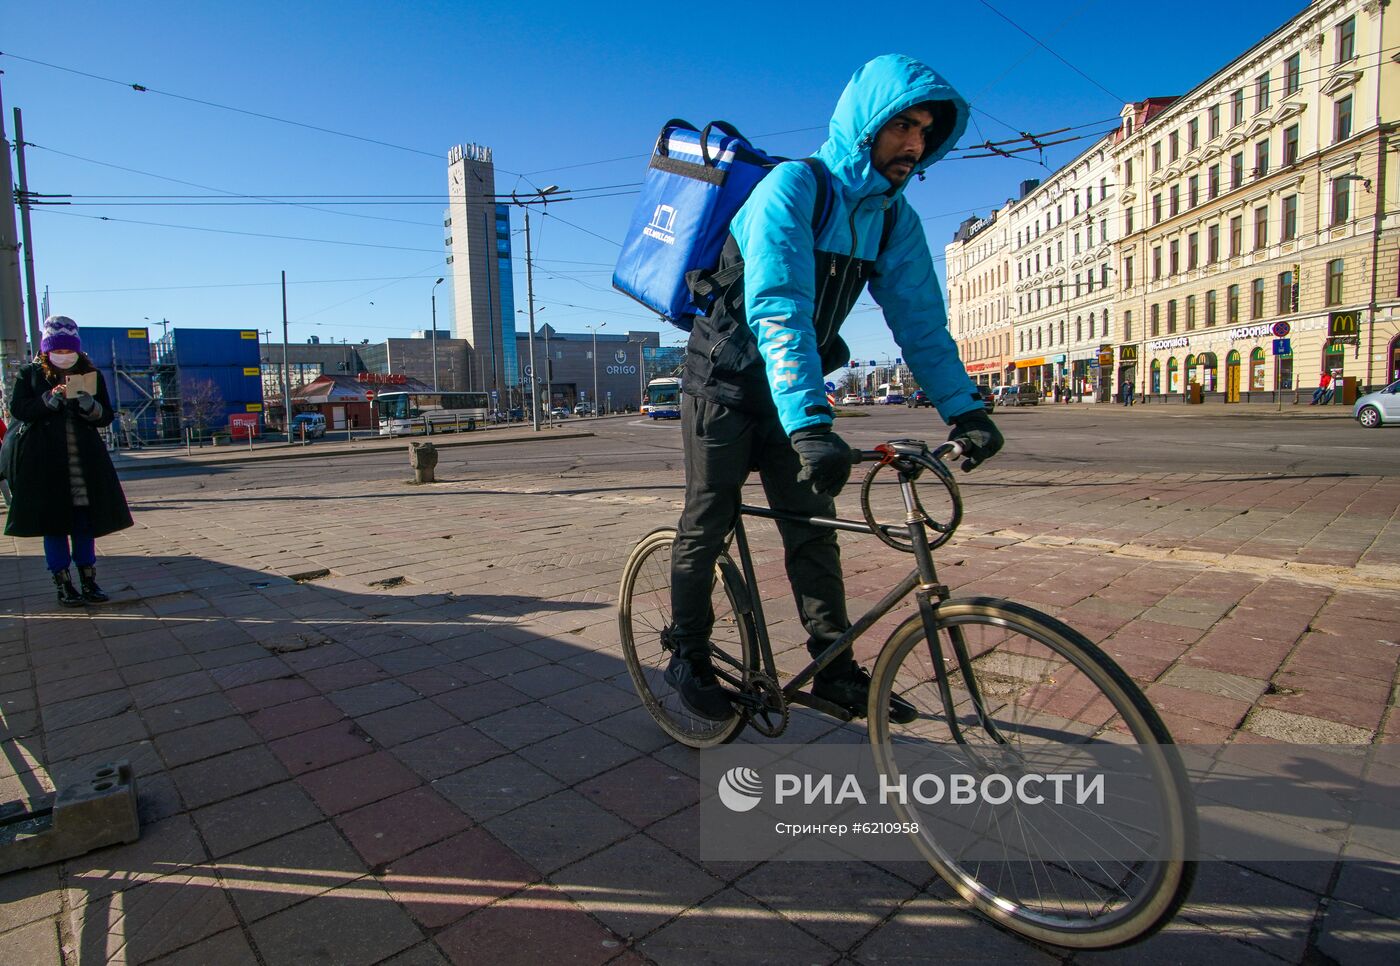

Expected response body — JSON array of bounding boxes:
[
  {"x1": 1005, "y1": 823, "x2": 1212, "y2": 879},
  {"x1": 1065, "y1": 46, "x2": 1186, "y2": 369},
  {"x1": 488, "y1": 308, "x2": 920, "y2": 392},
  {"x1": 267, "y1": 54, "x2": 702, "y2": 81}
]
[{"x1": 49, "y1": 351, "x2": 79, "y2": 370}]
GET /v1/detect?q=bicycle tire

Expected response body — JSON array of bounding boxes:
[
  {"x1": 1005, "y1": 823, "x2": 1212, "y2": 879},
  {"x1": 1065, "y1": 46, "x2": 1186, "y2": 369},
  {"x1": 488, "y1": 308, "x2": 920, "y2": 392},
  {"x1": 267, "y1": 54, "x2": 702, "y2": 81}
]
[
  {"x1": 868, "y1": 597, "x2": 1196, "y2": 949},
  {"x1": 618, "y1": 527, "x2": 756, "y2": 748}
]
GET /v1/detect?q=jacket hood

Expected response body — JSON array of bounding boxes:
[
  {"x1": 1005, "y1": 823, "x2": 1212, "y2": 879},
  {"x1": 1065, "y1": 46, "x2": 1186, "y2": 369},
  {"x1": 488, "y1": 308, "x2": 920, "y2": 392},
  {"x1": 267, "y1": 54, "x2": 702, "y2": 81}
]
[{"x1": 815, "y1": 54, "x2": 969, "y2": 200}]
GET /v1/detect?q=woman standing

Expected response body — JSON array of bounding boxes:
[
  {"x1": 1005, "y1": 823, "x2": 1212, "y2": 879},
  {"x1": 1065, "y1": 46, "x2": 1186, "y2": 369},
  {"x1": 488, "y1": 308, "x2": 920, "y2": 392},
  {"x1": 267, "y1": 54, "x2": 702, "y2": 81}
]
[{"x1": 4, "y1": 316, "x2": 133, "y2": 606}]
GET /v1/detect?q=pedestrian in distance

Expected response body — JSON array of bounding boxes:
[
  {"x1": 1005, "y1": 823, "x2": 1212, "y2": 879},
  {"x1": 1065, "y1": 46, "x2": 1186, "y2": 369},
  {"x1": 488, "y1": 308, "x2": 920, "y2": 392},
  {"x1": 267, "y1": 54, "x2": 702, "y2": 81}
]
[
  {"x1": 1311, "y1": 369, "x2": 1334, "y2": 405},
  {"x1": 3, "y1": 316, "x2": 133, "y2": 606},
  {"x1": 666, "y1": 54, "x2": 1003, "y2": 723}
]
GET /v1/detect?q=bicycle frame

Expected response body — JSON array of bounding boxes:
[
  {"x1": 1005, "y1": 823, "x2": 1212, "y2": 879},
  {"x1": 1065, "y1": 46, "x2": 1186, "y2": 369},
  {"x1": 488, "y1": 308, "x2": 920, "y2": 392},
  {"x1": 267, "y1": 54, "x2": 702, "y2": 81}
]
[{"x1": 725, "y1": 443, "x2": 1007, "y2": 744}]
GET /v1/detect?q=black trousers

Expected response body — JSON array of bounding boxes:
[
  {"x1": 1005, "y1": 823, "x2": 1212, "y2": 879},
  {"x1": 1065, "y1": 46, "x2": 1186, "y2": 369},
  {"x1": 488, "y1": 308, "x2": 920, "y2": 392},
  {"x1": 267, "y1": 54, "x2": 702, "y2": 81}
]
[{"x1": 669, "y1": 393, "x2": 853, "y2": 673}]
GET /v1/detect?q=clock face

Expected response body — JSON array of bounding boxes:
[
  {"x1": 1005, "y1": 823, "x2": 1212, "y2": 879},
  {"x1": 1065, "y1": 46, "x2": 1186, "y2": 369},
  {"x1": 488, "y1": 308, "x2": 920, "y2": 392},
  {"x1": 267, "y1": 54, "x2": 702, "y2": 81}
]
[{"x1": 451, "y1": 168, "x2": 461, "y2": 186}]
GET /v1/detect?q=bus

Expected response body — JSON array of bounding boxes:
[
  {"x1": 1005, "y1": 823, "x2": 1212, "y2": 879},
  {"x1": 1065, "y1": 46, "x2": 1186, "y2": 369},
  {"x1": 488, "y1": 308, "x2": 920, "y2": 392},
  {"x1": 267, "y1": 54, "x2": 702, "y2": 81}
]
[
  {"x1": 645, "y1": 377, "x2": 682, "y2": 419},
  {"x1": 375, "y1": 391, "x2": 490, "y2": 435}
]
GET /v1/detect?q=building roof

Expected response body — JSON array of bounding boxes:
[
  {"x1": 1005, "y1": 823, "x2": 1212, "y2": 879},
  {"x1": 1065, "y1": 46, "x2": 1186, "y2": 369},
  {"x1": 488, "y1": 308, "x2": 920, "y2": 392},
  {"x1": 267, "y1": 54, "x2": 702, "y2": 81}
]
[{"x1": 290, "y1": 372, "x2": 432, "y2": 404}]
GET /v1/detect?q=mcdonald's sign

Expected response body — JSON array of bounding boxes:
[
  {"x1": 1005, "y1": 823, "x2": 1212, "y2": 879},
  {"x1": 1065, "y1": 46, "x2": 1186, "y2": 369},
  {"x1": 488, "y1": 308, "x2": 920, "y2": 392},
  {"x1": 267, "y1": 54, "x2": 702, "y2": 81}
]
[
  {"x1": 1328, "y1": 310, "x2": 1361, "y2": 344},
  {"x1": 1119, "y1": 345, "x2": 1139, "y2": 363}
]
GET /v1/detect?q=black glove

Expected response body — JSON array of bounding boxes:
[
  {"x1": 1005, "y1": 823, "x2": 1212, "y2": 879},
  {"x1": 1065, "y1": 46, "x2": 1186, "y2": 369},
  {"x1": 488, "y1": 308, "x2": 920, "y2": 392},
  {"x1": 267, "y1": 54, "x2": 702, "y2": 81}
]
[
  {"x1": 75, "y1": 391, "x2": 97, "y2": 414},
  {"x1": 947, "y1": 408, "x2": 1003, "y2": 472},
  {"x1": 790, "y1": 426, "x2": 852, "y2": 497}
]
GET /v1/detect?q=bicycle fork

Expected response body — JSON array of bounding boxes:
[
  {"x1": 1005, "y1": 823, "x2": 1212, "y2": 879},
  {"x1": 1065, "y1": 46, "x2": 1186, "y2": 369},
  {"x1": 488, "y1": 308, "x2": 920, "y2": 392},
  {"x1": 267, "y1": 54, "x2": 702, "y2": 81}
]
[{"x1": 904, "y1": 486, "x2": 1010, "y2": 750}]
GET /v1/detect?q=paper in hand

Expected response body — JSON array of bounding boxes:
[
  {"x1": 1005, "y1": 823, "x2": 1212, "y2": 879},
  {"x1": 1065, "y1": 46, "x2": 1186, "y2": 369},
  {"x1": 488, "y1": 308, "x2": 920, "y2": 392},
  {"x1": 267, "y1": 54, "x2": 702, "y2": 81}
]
[{"x1": 64, "y1": 371, "x2": 98, "y2": 396}]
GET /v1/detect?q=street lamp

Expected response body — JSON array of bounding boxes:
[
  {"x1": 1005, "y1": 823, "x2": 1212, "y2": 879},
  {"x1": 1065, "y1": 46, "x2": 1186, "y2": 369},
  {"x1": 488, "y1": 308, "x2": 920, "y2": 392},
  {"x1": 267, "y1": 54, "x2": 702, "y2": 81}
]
[
  {"x1": 430, "y1": 277, "x2": 444, "y2": 391},
  {"x1": 518, "y1": 306, "x2": 548, "y2": 426},
  {"x1": 586, "y1": 321, "x2": 606, "y2": 417}
]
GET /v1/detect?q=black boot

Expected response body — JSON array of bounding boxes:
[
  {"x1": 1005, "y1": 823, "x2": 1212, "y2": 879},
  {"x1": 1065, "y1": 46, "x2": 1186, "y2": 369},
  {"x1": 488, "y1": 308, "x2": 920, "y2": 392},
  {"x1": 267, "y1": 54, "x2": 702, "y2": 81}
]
[
  {"x1": 53, "y1": 569, "x2": 86, "y2": 608},
  {"x1": 77, "y1": 565, "x2": 110, "y2": 604}
]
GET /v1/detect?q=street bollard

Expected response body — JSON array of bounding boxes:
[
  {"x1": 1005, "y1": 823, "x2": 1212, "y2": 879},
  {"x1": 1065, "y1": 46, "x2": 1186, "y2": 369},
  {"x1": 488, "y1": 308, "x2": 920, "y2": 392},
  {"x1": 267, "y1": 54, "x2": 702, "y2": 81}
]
[{"x1": 409, "y1": 441, "x2": 438, "y2": 484}]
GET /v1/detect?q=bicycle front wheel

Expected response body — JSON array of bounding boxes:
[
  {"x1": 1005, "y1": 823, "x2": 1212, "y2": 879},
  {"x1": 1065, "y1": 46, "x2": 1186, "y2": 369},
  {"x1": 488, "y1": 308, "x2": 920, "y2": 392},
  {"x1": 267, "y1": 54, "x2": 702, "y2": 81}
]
[
  {"x1": 868, "y1": 597, "x2": 1196, "y2": 950},
  {"x1": 617, "y1": 528, "x2": 755, "y2": 748}
]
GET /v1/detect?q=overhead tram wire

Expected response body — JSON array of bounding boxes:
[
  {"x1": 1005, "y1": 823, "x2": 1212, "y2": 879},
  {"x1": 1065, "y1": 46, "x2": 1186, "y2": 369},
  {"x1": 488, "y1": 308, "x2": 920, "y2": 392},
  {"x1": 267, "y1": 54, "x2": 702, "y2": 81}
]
[
  {"x1": 0, "y1": 50, "x2": 528, "y2": 176},
  {"x1": 32, "y1": 208, "x2": 446, "y2": 254},
  {"x1": 972, "y1": 0, "x2": 1125, "y2": 105}
]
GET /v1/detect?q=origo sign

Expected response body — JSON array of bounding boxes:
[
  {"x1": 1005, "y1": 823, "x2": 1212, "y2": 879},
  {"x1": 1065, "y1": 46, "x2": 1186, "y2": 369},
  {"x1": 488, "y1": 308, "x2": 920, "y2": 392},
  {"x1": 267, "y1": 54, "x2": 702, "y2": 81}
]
[{"x1": 1327, "y1": 310, "x2": 1361, "y2": 345}]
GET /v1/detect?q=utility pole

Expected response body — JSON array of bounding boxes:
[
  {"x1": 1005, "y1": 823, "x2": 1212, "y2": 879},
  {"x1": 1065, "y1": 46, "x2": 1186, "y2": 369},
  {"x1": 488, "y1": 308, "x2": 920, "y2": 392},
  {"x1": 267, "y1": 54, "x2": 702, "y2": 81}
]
[
  {"x1": 587, "y1": 321, "x2": 606, "y2": 417},
  {"x1": 0, "y1": 72, "x2": 27, "y2": 397},
  {"x1": 523, "y1": 206, "x2": 541, "y2": 431},
  {"x1": 430, "y1": 277, "x2": 444, "y2": 391},
  {"x1": 281, "y1": 272, "x2": 291, "y2": 438},
  {"x1": 13, "y1": 108, "x2": 41, "y2": 353}
]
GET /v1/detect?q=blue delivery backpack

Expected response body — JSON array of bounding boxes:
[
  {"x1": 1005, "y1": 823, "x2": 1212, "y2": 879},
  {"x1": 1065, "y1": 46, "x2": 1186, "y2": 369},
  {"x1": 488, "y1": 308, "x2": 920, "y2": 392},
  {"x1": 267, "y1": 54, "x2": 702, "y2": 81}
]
[{"x1": 612, "y1": 120, "x2": 833, "y2": 331}]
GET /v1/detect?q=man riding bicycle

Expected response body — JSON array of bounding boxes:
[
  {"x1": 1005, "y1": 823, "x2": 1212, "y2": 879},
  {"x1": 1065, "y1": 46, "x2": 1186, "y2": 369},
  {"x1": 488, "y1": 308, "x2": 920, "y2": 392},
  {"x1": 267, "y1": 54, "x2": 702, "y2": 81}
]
[{"x1": 666, "y1": 54, "x2": 1004, "y2": 722}]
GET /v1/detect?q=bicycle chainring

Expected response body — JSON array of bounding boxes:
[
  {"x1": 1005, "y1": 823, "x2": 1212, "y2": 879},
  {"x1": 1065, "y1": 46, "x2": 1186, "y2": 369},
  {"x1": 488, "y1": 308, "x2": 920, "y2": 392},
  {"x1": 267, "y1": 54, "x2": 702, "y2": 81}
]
[{"x1": 742, "y1": 671, "x2": 789, "y2": 738}]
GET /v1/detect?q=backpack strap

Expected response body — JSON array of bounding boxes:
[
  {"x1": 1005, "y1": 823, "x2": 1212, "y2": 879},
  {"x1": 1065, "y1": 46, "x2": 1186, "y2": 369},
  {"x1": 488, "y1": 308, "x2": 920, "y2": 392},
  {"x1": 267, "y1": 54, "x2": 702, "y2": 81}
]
[{"x1": 798, "y1": 158, "x2": 835, "y2": 241}]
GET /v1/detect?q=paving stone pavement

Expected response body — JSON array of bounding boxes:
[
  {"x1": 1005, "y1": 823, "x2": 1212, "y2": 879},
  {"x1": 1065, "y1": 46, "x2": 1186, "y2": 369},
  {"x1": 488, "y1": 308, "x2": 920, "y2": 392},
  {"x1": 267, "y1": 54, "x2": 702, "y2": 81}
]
[{"x1": 2, "y1": 450, "x2": 1398, "y2": 965}]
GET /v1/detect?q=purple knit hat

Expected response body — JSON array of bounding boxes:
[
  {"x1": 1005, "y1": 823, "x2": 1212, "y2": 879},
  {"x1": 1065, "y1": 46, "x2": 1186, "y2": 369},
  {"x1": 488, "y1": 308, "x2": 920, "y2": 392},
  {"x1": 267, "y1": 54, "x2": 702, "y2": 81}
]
[{"x1": 40, "y1": 315, "x2": 81, "y2": 354}]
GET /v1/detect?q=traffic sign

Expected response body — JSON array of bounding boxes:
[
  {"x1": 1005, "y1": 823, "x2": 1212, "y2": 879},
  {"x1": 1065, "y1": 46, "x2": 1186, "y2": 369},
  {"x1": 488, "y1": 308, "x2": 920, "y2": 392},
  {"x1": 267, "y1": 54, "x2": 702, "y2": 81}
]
[
  {"x1": 1272, "y1": 338, "x2": 1292, "y2": 356},
  {"x1": 365, "y1": 389, "x2": 377, "y2": 401},
  {"x1": 1272, "y1": 320, "x2": 1291, "y2": 338}
]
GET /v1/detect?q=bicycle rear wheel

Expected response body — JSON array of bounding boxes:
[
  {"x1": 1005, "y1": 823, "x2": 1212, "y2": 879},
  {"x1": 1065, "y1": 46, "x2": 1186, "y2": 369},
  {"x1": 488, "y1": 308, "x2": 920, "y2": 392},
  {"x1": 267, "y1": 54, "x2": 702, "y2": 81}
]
[
  {"x1": 618, "y1": 528, "x2": 755, "y2": 748},
  {"x1": 868, "y1": 597, "x2": 1196, "y2": 949}
]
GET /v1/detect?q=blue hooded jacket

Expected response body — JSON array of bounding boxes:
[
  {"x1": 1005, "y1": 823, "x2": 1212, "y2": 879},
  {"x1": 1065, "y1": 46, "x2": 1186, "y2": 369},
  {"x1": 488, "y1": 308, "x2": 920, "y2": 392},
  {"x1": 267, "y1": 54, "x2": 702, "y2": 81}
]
[{"x1": 730, "y1": 54, "x2": 982, "y2": 432}]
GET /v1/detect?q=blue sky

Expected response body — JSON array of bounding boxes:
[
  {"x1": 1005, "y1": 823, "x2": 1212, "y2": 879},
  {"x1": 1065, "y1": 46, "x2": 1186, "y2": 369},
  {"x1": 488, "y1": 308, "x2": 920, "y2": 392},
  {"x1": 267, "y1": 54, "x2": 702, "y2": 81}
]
[{"x1": 5, "y1": 0, "x2": 1309, "y2": 364}]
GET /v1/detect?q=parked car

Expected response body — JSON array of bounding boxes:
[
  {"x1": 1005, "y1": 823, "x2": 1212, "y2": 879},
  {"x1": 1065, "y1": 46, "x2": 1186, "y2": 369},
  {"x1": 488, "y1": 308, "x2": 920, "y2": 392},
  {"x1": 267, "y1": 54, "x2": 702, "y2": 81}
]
[
  {"x1": 290, "y1": 412, "x2": 326, "y2": 438},
  {"x1": 906, "y1": 390, "x2": 931, "y2": 409},
  {"x1": 549, "y1": 406, "x2": 570, "y2": 419},
  {"x1": 1354, "y1": 380, "x2": 1400, "y2": 428},
  {"x1": 574, "y1": 403, "x2": 594, "y2": 416},
  {"x1": 976, "y1": 386, "x2": 997, "y2": 411},
  {"x1": 840, "y1": 394, "x2": 863, "y2": 406},
  {"x1": 880, "y1": 393, "x2": 906, "y2": 405},
  {"x1": 993, "y1": 385, "x2": 1039, "y2": 407}
]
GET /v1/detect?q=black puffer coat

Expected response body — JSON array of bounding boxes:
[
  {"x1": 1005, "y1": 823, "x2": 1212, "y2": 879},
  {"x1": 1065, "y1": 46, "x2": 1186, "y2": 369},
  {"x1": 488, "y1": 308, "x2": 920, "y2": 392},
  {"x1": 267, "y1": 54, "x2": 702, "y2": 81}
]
[{"x1": 3, "y1": 360, "x2": 133, "y2": 538}]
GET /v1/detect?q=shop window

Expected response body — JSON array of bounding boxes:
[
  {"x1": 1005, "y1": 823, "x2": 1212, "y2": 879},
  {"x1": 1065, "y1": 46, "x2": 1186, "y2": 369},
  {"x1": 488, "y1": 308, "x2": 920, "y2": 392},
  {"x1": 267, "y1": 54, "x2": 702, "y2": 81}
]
[
  {"x1": 1250, "y1": 347, "x2": 1267, "y2": 391},
  {"x1": 1185, "y1": 353, "x2": 1197, "y2": 388},
  {"x1": 1168, "y1": 357, "x2": 1180, "y2": 393},
  {"x1": 1279, "y1": 354, "x2": 1294, "y2": 390},
  {"x1": 1151, "y1": 359, "x2": 1162, "y2": 394},
  {"x1": 1200, "y1": 352, "x2": 1219, "y2": 392}
]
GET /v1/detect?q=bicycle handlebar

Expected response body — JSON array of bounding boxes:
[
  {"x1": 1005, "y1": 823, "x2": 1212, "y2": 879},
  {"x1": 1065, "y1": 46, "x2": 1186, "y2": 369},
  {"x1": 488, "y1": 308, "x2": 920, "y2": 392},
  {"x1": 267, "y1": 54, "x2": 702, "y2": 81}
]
[{"x1": 849, "y1": 439, "x2": 965, "y2": 553}]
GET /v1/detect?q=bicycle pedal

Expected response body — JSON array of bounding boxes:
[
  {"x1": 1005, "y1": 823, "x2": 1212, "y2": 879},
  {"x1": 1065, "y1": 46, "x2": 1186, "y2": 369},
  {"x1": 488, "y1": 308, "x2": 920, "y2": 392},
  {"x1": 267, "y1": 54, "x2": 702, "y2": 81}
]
[{"x1": 788, "y1": 690, "x2": 855, "y2": 722}]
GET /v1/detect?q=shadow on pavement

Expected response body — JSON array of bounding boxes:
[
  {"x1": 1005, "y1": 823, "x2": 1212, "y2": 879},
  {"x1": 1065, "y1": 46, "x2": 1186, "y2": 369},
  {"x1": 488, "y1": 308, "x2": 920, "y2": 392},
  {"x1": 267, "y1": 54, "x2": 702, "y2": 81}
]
[{"x1": 0, "y1": 550, "x2": 1393, "y2": 964}]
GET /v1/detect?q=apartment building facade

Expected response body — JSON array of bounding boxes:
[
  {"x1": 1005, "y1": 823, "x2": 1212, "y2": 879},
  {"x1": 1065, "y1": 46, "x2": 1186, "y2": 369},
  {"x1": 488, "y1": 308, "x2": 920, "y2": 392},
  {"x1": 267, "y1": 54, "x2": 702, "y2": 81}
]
[
  {"x1": 1116, "y1": 0, "x2": 1398, "y2": 402},
  {"x1": 947, "y1": 203, "x2": 1014, "y2": 388},
  {"x1": 1005, "y1": 141, "x2": 1119, "y2": 398}
]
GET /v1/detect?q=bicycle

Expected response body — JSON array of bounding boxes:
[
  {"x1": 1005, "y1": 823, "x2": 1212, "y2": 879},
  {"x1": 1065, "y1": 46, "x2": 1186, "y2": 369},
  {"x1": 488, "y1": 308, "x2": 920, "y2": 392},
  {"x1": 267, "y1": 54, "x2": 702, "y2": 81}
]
[{"x1": 617, "y1": 439, "x2": 1196, "y2": 949}]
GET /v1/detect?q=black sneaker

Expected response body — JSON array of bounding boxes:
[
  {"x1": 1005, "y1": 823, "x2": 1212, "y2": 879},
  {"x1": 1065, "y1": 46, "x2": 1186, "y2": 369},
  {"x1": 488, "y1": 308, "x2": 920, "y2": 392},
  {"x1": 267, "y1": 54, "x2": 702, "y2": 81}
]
[
  {"x1": 814, "y1": 665, "x2": 919, "y2": 725},
  {"x1": 663, "y1": 654, "x2": 734, "y2": 721}
]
